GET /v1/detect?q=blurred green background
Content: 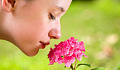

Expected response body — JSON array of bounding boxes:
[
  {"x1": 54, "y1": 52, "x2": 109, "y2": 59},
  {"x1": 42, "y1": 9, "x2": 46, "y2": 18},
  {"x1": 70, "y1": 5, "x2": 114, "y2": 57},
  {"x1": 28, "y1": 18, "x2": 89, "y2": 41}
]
[{"x1": 0, "y1": 0, "x2": 120, "y2": 70}]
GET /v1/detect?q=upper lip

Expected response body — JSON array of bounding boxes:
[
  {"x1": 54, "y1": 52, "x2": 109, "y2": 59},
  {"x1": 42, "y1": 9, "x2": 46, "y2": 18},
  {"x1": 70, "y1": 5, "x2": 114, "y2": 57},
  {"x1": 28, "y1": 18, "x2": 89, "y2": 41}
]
[{"x1": 39, "y1": 41, "x2": 50, "y2": 45}]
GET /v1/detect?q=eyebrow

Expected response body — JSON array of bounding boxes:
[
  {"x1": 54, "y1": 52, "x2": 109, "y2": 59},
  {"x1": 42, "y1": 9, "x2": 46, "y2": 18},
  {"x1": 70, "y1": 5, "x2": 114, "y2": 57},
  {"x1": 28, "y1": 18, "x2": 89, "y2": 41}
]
[{"x1": 56, "y1": 6, "x2": 65, "y2": 12}]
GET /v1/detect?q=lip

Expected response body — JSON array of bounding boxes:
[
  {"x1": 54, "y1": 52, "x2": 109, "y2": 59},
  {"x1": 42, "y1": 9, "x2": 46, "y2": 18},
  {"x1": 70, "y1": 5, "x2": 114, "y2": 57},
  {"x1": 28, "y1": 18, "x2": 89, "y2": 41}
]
[{"x1": 39, "y1": 41, "x2": 50, "y2": 49}]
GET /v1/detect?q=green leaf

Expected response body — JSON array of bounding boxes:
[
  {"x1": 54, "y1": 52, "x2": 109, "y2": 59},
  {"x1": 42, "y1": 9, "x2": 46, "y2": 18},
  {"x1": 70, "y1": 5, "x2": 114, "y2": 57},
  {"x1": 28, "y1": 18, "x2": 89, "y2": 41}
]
[
  {"x1": 91, "y1": 67, "x2": 106, "y2": 70},
  {"x1": 70, "y1": 64, "x2": 74, "y2": 70},
  {"x1": 64, "y1": 66, "x2": 66, "y2": 68},
  {"x1": 77, "y1": 63, "x2": 91, "y2": 68}
]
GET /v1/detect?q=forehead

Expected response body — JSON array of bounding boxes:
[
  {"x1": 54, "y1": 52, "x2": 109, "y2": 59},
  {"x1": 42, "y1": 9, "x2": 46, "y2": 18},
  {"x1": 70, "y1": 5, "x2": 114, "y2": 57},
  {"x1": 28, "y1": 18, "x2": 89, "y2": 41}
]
[
  {"x1": 51, "y1": 0, "x2": 72, "y2": 10},
  {"x1": 36, "y1": 0, "x2": 72, "y2": 11}
]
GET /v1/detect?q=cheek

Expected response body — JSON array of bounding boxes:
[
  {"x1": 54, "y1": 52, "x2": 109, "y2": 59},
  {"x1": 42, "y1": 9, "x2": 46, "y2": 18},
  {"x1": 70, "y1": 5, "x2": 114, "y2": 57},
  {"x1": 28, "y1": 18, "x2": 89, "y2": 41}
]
[
  {"x1": 16, "y1": 23, "x2": 49, "y2": 42},
  {"x1": 9, "y1": 19, "x2": 51, "y2": 56},
  {"x1": 11, "y1": 17, "x2": 51, "y2": 47},
  {"x1": 13, "y1": 9, "x2": 50, "y2": 41},
  {"x1": 10, "y1": 21, "x2": 51, "y2": 56}
]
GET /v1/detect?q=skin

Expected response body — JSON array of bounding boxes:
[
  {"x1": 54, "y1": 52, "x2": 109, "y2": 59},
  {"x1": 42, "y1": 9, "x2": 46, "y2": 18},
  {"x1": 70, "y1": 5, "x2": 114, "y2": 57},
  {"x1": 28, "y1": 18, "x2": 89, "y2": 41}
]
[{"x1": 0, "y1": 0, "x2": 72, "y2": 56}]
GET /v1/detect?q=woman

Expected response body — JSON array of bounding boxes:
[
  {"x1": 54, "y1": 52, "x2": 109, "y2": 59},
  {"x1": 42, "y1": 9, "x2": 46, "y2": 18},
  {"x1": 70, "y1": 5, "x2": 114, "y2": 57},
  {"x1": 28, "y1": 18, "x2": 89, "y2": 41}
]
[{"x1": 0, "y1": 0, "x2": 72, "y2": 56}]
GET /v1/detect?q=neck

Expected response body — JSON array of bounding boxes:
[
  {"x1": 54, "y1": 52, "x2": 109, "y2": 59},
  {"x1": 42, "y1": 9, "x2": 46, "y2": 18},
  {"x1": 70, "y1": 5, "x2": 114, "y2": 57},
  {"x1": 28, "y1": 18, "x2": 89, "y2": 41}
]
[
  {"x1": 0, "y1": 6, "x2": 6, "y2": 40},
  {"x1": 0, "y1": 4, "x2": 14, "y2": 44},
  {"x1": 0, "y1": 11, "x2": 13, "y2": 43},
  {"x1": 0, "y1": 11, "x2": 3, "y2": 40}
]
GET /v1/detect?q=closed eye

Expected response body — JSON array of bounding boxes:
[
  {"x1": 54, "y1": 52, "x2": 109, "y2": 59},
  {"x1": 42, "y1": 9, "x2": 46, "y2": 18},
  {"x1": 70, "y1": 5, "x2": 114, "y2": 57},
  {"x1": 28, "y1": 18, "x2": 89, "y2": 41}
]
[{"x1": 49, "y1": 13, "x2": 56, "y2": 20}]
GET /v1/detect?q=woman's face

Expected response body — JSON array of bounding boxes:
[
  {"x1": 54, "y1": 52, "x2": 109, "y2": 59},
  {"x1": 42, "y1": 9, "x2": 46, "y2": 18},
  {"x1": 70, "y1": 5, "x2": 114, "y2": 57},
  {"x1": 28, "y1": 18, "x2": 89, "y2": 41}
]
[{"x1": 6, "y1": 0, "x2": 72, "y2": 56}]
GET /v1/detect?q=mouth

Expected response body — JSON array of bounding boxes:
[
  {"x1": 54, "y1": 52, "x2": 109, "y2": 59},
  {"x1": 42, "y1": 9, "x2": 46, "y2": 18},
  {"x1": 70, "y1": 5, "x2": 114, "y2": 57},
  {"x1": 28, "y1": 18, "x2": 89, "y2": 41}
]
[{"x1": 39, "y1": 41, "x2": 50, "y2": 49}]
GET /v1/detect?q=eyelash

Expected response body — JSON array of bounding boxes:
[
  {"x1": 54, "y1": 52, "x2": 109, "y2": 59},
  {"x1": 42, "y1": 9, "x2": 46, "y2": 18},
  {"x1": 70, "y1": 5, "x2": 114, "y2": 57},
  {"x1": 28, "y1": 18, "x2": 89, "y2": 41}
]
[{"x1": 49, "y1": 13, "x2": 56, "y2": 20}]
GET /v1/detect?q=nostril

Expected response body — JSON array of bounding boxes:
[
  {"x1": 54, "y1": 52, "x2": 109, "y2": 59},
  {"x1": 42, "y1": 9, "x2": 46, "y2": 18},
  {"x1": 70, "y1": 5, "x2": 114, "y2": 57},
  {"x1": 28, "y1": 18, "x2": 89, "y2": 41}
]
[
  {"x1": 50, "y1": 36, "x2": 57, "y2": 39},
  {"x1": 50, "y1": 36, "x2": 60, "y2": 39},
  {"x1": 53, "y1": 37, "x2": 56, "y2": 39}
]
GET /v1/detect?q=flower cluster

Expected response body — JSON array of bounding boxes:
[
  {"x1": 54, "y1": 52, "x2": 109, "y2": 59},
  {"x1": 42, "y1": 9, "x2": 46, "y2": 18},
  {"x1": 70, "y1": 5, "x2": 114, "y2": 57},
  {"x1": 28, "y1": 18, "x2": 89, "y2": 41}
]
[{"x1": 48, "y1": 37, "x2": 87, "y2": 67}]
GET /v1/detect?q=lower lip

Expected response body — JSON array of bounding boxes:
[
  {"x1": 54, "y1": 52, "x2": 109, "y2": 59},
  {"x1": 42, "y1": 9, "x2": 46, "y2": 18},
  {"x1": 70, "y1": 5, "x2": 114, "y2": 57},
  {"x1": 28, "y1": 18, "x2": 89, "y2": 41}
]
[{"x1": 41, "y1": 43, "x2": 46, "y2": 49}]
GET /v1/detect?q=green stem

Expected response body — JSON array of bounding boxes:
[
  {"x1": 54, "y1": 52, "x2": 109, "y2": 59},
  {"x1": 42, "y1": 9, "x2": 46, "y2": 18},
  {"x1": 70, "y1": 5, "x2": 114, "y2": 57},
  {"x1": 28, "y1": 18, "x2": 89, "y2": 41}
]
[{"x1": 73, "y1": 58, "x2": 77, "y2": 70}]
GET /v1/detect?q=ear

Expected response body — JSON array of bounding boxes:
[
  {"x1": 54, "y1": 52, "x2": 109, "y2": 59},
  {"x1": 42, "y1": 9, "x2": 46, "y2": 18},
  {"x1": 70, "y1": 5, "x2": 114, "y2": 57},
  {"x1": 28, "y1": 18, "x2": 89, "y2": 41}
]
[{"x1": 2, "y1": 0, "x2": 16, "y2": 12}]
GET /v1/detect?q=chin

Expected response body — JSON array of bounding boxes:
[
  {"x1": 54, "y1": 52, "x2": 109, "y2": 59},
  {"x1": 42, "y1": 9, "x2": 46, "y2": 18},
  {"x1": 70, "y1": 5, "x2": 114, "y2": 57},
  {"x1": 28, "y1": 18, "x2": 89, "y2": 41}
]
[
  {"x1": 14, "y1": 41, "x2": 41, "y2": 57},
  {"x1": 24, "y1": 50, "x2": 39, "y2": 57},
  {"x1": 20, "y1": 47, "x2": 40, "y2": 57}
]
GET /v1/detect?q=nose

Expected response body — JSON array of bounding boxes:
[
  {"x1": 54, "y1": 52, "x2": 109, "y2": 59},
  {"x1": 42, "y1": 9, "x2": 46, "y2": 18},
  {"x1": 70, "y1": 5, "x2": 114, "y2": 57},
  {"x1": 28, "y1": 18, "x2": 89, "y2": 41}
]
[{"x1": 48, "y1": 21, "x2": 61, "y2": 39}]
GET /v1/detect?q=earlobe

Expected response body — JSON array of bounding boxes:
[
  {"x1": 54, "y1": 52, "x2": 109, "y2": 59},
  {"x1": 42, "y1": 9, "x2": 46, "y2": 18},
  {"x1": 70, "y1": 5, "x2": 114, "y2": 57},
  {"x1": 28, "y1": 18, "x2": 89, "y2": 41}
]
[{"x1": 2, "y1": 0, "x2": 16, "y2": 12}]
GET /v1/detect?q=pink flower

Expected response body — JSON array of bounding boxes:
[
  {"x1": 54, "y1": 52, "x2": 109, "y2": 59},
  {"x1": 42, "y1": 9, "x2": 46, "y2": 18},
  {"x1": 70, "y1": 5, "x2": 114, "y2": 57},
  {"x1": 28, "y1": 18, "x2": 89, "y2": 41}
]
[{"x1": 48, "y1": 37, "x2": 87, "y2": 67}]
